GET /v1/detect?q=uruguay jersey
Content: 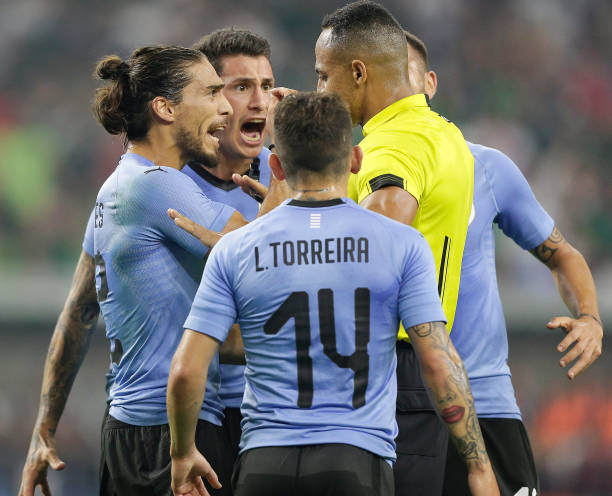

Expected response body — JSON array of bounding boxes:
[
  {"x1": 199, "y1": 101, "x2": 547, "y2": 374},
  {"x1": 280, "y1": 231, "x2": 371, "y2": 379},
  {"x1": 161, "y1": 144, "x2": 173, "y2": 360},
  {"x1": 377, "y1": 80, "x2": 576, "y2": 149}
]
[
  {"x1": 348, "y1": 94, "x2": 473, "y2": 336},
  {"x1": 93, "y1": 152, "x2": 234, "y2": 426},
  {"x1": 183, "y1": 148, "x2": 272, "y2": 409},
  {"x1": 185, "y1": 198, "x2": 446, "y2": 462},
  {"x1": 452, "y1": 143, "x2": 554, "y2": 419}
]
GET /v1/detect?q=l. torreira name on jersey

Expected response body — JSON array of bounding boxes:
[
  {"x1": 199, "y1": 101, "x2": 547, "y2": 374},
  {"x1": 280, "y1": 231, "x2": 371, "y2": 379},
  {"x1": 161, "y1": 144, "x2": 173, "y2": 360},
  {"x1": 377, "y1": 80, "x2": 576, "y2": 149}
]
[{"x1": 254, "y1": 236, "x2": 369, "y2": 270}]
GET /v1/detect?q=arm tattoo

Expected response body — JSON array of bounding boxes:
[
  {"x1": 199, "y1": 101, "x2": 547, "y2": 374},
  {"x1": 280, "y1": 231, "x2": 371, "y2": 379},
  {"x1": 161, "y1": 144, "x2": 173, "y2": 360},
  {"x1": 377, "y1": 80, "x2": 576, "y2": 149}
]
[
  {"x1": 37, "y1": 252, "x2": 100, "y2": 431},
  {"x1": 407, "y1": 321, "x2": 489, "y2": 468},
  {"x1": 531, "y1": 226, "x2": 565, "y2": 265}
]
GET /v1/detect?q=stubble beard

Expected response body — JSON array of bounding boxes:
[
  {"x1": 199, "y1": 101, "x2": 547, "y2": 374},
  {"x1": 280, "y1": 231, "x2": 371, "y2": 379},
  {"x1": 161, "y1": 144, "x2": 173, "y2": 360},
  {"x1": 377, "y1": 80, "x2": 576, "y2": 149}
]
[{"x1": 175, "y1": 124, "x2": 219, "y2": 168}]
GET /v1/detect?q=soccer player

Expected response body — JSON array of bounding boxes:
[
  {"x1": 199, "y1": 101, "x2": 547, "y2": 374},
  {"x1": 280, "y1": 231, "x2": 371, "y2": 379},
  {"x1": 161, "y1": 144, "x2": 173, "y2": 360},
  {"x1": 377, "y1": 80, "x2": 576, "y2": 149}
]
[
  {"x1": 187, "y1": 28, "x2": 275, "y2": 465},
  {"x1": 404, "y1": 31, "x2": 603, "y2": 496},
  {"x1": 315, "y1": 2, "x2": 474, "y2": 494},
  {"x1": 166, "y1": 92, "x2": 499, "y2": 496}
]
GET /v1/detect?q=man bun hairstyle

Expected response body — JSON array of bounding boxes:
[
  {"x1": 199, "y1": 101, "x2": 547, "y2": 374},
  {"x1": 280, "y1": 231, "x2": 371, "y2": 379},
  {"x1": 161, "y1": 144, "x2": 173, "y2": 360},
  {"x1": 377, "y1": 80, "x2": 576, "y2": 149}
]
[
  {"x1": 93, "y1": 45, "x2": 204, "y2": 141},
  {"x1": 273, "y1": 92, "x2": 353, "y2": 179},
  {"x1": 192, "y1": 28, "x2": 271, "y2": 75}
]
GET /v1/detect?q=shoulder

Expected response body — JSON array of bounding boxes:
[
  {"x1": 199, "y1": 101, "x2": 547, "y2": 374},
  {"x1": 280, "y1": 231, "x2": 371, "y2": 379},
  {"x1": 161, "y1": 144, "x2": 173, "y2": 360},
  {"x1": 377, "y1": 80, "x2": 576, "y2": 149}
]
[{"x1": 467, "y1": 141, "x2": 518, "y2": 176}]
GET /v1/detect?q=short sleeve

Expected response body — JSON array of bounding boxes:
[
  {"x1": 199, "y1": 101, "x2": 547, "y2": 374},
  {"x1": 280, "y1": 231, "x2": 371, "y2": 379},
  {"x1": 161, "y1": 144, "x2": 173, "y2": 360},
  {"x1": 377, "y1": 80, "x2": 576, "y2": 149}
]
[
  {"x1": 82, "y1": 208, "x2": 95, "y2": 256},
  {"x1": 129, "y1": 169, "x2": 235, "y2": 258},
  {"x1": 184, "y1": 237, "x2": 237, "y2": 341},
  {"x1": 487, "y1": 150, "x2": 555, "y2": 250},
  {"x1": 355, "y1": 148, "x2": 425, "y2": 204},
  {"x1": 398, "y1": 232, "x2": 447, "y2": 330}
]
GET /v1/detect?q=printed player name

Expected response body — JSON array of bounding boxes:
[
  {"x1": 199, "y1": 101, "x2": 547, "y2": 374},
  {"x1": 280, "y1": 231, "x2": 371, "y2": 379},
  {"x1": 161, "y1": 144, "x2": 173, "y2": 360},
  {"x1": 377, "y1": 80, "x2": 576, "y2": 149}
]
[{"x1": 255, "y1": 237, "x2": 369, "y2": 270}]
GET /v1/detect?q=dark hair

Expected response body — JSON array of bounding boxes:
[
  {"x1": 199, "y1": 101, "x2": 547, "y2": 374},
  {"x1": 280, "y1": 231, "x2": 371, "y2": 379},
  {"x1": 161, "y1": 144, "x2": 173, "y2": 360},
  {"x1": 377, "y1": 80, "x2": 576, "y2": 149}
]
[
  {"x1": 405, "y1": 31, "x2": 429, "y2": 69},
  {"x1": 93, "y1": 45, "x2": 204, "y2": 141},
  {"x1": 274, "y1": 92, "x2": 352, "y2": 179},
  {"x1": 321, "y1": 1, "x2": 406, "y2": 55},
  {"x1": 192, "y1": 28, "x2": 271, "y2": 75}
]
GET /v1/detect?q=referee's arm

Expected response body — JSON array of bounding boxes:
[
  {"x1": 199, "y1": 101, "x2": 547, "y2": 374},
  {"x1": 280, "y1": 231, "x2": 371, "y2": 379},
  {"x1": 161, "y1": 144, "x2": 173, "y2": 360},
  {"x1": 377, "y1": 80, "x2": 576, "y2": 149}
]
[{"x1": 360, "y1": 186, "x2": 418, "y2": 225}]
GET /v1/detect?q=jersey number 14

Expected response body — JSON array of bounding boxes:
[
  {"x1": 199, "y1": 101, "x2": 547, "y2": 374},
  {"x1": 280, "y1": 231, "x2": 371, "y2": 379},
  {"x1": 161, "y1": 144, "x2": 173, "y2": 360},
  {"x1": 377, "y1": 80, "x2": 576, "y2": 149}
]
[{"x1": 264, "y1": 288, "x2": 370, "y2": 409}]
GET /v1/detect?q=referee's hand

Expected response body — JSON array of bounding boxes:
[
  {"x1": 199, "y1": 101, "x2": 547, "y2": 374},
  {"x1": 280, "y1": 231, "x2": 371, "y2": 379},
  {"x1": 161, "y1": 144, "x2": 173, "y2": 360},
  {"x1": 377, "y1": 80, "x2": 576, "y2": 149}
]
[{"x1": 171, "y1": 447, "x2": 221, "y2": 496}]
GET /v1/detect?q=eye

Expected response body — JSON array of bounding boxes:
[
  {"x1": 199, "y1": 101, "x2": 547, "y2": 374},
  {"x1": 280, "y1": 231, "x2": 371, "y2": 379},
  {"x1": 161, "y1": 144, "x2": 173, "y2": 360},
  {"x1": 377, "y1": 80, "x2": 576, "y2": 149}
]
[
  {"x1": 262, "y1": 84, "x2": 271, "y2": 92},
  {"x1": 236, "y1": 84, "x2": 248, "y2": 91}
]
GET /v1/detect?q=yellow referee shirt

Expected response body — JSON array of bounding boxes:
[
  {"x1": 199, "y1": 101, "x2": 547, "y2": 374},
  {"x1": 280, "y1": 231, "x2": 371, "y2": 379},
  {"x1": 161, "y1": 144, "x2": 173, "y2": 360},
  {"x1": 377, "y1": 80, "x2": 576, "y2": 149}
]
[{"x1": 348, "y1": 94, "x2": 473, "y2": 338}]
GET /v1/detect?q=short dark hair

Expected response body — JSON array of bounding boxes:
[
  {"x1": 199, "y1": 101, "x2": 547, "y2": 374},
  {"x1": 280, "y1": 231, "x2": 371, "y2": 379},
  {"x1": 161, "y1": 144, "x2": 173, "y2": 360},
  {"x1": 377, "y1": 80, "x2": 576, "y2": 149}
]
[
  {"x1": 405, "y1": 31, "x2": 429, "y2": 69},
  {"x1": 93, "y1": 46, "x2": 203, "y2": 141},
  {"x1": 321, "y1": 1, "x2": 406, "y2": 57},
  {"x1": 192, "y1": 28, "x2": 271, "y2": 75},
  {"x1": 274, "y1": 92, "x2": 352, "y2": 179}
]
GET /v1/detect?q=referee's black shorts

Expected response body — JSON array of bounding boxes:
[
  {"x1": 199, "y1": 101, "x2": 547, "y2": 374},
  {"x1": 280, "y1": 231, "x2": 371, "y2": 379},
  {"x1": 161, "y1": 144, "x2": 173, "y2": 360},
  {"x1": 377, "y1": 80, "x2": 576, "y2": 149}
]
[
  {"x1": 394, "y1": 341, "x2": 448, "y2": 496},
  {"x1": 232, "y1": 444, "x2": 394, "y2": 496},
  {"x1": 443, "y1": 418, "x2": 539, "y2": 496},
  {"x1": 102, "y1": 415, "x2": 234, "y2": 496}
]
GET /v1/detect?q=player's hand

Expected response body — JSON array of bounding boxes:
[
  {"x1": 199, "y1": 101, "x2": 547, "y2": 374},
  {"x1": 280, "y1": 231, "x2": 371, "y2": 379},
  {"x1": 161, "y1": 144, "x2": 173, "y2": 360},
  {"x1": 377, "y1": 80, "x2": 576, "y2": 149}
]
[
  {"x1": 19, "y1": 432, "x2": 66, "y2": 496},
  {"x1": 168, "y1": 209, "x2": 222, "y2": 248},
  {"x1": 171, "y1": 447, "x2": 221, "y2": 496},
  {"x1": 467, "y1": 462, "x2": 500, "y2": 496},
  {"x1": 232, "y1": 173, "x2": 269, "y2": 201},
  {"x1": 547, "y1": 315, "x2": 603, "y2": 380},
  {"x1": 266, "y1": 87, "x2": 297, "y2": 142}
]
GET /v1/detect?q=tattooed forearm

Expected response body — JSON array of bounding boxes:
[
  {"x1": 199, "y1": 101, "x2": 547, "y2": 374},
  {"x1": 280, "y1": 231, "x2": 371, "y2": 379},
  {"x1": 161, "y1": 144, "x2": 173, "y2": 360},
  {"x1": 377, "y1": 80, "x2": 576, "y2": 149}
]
[
  {"x1": 35, "y1": 252, "x2": 100, "y2": 432},
  {"x1": 531, "y1": 226, "x2": 565, "y2": 265},
  {"x1": 407, "y1": 321, "x2": 489, "y2": 470}
]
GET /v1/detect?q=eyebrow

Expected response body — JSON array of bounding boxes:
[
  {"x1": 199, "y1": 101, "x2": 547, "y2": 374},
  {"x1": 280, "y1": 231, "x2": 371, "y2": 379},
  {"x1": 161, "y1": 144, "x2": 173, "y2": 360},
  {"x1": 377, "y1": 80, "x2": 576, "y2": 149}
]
[
  {"x1": 207, "y1": 83, "x2": 225, "y2": 92},
  {"x1": 230, "y1": 77, "x2": 275, "y2": 85}
]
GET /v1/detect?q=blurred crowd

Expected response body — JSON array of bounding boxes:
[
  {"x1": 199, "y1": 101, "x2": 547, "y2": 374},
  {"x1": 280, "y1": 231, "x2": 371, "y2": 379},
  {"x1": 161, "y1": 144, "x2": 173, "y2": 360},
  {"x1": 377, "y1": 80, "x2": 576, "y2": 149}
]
[{"x1": 0, "y1": 0, "x2": 610, "y2": 494}]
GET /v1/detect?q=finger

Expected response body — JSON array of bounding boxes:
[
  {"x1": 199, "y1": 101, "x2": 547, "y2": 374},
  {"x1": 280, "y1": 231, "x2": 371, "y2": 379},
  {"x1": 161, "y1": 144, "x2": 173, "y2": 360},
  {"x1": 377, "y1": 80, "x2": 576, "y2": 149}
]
[
  {"x1": 18, "y1": 479, "x2": 34, "y2": 496},
  {"x1": 203, "y1": 467, "x2": 221, "y2": 490},
  {"x1": 557, "y1": 330, "x2": 580, "y2": 353},
  {"x1": 559, "y1": 341, "x2": 586, "y2": 368},
  {"x1": 46, "y1": 452, "x2": 66, "y2": 471},
  {"x1": 546, "y1": 316, "x2": 572, "y2": 330},
  {"x1": 195, "y1": 476, "x2": 210, "y2": 496},
  {"x1": 567, "y1": 349, "x2": 595, "y2": 380}
]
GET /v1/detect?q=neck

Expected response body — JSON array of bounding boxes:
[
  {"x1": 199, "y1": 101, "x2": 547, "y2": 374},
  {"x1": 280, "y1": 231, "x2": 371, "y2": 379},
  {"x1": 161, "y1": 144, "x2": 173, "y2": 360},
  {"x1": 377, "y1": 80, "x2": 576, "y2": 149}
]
[
  {"x1": 128, "y1": 129, "x2": 183, "y2": 170},
  {"x1": 204, "y1": 153, "x2": 253, "y2": 181},
  {"x1": 361, "y1": 80, "x2": 414, "y2": 126},
  {"x1": 291, "y1": 181, "x2": 347, "y2": 202}
]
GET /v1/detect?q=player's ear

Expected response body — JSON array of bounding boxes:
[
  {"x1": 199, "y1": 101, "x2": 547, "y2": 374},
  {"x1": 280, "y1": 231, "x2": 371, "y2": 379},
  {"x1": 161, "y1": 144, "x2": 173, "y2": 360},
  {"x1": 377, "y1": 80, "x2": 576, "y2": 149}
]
[
  {"x1": 350, "y1": 146, "x2": 363, "y2": 174},
  {"x1": 269, "y1": 153, "x2": 286, "y2": 181},
  {"x1": 151, "y1": 96, "x2": 176, "y2": 124},
  {"x1": 426, "y1": 70, "x2": 438, "y2": 99},
  {"x1": 351, "y1": 60, "x2": 367, "y2": 86}
]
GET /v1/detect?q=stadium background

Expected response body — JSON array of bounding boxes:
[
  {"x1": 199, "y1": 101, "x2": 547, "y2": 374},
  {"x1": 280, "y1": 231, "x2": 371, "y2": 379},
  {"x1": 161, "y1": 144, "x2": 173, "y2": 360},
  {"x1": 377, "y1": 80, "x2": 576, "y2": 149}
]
[{"x1": 0, "y1": 0, "x2": 609, "y2": 494}]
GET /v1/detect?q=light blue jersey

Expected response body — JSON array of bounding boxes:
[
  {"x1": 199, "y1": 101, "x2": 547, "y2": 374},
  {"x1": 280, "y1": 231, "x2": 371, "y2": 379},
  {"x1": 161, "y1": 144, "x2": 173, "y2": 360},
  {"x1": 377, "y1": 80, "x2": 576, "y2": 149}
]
[
  {"x1": 92, "y1": 152, "x2": 234, "y2": 426},
  {"x1": 183, "y1": 148, "x2": 272, "y2": 409},
  {"x1": 185, "y1": 198, "x2": 446, "y2": 462},
  {"x1": 452, "y1": 143, "x2": 554, "y2": 419}
]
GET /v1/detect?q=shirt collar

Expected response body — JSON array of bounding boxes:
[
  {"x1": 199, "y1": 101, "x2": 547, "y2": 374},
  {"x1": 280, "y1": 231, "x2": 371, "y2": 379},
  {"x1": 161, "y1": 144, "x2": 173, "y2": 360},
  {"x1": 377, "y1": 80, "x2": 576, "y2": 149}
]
[{"x1": 363, "y1": 94, "x2": 429, "y2": 137}]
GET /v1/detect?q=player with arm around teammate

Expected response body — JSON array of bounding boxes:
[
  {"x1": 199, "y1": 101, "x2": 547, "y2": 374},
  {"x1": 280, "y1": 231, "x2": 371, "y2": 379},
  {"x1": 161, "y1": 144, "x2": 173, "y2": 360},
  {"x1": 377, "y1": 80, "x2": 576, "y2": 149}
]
[
  {"x1": 166, "y1": 92, "x2": 499, "y2": 496},
  {"x1": 87, "y1": 45, "x2": 247, "y2": 496},
  {"x1": 405, "y1": 31, "x2": 603, "y2": 496}
]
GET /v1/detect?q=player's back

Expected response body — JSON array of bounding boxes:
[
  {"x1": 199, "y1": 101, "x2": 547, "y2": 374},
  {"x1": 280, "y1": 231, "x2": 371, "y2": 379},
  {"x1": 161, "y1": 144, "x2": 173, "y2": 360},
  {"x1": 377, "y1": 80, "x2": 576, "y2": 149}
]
[
  {"x1": 349, "y1": 94, "x2": 474, "y2": 333},
  {"x1": 452, "y1": 142, "x2": 554, "y2": 419},
  {"x1": 93, "y1": 152, "x2": 232, "y2": 426},
  {"x1": 189, "y1": 198, "x2": 445, "y2": 462}
]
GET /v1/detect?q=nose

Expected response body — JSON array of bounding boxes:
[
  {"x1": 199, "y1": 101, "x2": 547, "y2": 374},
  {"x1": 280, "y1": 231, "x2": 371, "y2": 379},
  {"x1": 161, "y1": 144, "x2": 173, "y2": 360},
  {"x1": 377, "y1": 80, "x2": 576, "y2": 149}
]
[
  {"x1": 249, "y1": 85, "x2": 266, "y2": 111},
  {"x1": 218, "y1": 92, "x2": 233, "y2": 117}
]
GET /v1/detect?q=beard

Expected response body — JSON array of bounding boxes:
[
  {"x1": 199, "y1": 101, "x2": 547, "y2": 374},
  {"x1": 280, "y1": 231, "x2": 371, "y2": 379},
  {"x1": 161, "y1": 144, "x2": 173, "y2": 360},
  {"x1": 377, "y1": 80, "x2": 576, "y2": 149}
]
[{"x1": 175, "y1": 124, "x2": 219, "y2": 168}]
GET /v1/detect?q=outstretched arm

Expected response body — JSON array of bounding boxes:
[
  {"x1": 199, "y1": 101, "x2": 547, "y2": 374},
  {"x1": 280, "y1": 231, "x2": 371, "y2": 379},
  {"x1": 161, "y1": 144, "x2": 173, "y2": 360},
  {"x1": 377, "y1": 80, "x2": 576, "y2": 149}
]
[
  {"x1": 407, "y1": 321, "x2": 499, "y2": 496},
  {"x1": 531, "y1": 226, "x2": 603, "y2": 379},
  {"x1": 167, "y1": 330, "x2": 223, "y2": 496},
  {"x1": 19, "y1": 250, "x2": 100, "y2": 496}
]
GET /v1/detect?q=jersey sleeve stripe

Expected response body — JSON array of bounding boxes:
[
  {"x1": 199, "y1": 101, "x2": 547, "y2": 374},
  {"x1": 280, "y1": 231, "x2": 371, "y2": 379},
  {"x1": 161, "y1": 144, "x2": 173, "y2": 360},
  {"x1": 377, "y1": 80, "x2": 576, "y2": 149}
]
[
  {"x1": 368, "y1": 174, "x2": 406, "y2": 193},
  {"x1": 437, "y1": 235, "x2": 451, "y2": 301}
]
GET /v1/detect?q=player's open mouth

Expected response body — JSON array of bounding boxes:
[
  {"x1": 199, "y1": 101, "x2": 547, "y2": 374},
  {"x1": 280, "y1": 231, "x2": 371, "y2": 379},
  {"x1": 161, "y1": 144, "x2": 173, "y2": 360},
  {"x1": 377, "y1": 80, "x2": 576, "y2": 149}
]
[
  {"x1": 240, "y1": 118, "x2": 266, "y2": 144},
  {"x1": 207, "y1": 122, "x2": 227, "y2": 145}
]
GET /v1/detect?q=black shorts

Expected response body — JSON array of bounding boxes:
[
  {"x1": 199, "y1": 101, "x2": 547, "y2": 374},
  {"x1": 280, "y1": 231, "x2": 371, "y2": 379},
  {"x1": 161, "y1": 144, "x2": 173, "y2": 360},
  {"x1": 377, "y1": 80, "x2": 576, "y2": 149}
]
[
  {"x1": 394, "y1": 341, "x2": 448, "y2": 496},
  {"x1": 232, "y1": 444, "x2": 394, "y2": 496},
  {"x1": 99, "y1": 405, "x2": 116, "y2": 496},
  {"x1": 103, "y1": 415, "x2": 234, "y2": 496},
  {"x1": 222, "y1": 407, "x2": 243, "y2": 465},
  {"x1": 443, "y1": 418, "x2": 539, "y2": 496}
]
